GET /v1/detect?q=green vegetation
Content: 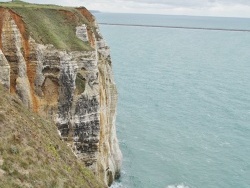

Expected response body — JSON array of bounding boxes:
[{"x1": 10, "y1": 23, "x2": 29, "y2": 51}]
[
  {"x1": 0, "y1": 0, "x2": 61, "y2": 8},
  {"x1": 0, "y1": 84, "x2": 104, "y2": 188},
  {"x1": 0, "y1": 1, "x2": 95, "y2": 51},
  {"x1": 76, "y1": 73, "x2": 86, "y2": 94}
]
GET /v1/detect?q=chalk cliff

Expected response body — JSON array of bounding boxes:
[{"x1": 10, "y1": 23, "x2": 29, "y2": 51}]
[{"x1": 0, "y1": 1, "x2": 121, "y2": 186}]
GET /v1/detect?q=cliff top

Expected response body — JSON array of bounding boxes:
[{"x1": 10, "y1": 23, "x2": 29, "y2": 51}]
[
  {"x1": 0, "y1": 0, "x2": 63, "y2": 9},
  {"x1": 0, "y1": 84, "x2": 105, "y2": 187},
  {"x1": 0, "y1": 0, "x2": 96, "y2": 51}
]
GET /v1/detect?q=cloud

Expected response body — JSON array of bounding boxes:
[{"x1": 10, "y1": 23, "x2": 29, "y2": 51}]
[
  {"x1": 79, "y1": 0, "x2": 250, "y2": 17},
  {"x1": 4, "y1": 0, "x2": 250, "y2": 17},
  {"x1": 126, "y1": 0, "x2": 210, "y2": 8},
  {"x1": 93, "y1": 0, "x2": 250, "y2": 7}
]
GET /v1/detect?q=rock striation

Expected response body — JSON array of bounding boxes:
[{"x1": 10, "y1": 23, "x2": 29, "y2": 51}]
[{"x1": 0, "y1": 4, "x2": 121, "y2": 186}]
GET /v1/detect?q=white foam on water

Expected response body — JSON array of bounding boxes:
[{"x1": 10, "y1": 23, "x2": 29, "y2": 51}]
[
  {"x1": 110, "y1": 182, "x2": 127, "y2": 188},
  {"x1": 166, "y1": 183, "x2": 190, "y2": 188}
]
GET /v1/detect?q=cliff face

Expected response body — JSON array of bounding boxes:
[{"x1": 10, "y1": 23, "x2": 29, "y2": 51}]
[
  {"x1": 0, "y1": 3, "x2": 121, "y2": 186},
  {"x1": 0, "y1": 85, "x2": 104, "y2": 188}
]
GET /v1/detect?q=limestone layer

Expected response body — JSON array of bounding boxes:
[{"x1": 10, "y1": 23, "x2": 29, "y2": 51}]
[{"x1": 0, "y1": 7, "x2": 122, "y2": 186}]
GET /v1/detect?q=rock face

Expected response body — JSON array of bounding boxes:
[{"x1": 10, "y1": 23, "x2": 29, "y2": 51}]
[{"x1": 0, "y1": 6, "x2": 122, "y2": 186}]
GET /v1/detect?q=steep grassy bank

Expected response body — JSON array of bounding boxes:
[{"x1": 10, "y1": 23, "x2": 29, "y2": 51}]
[
  {"x1": 0, "y1": 0, "x2": 94, "y2": 51},
  {"x1": 0, "y1": 85, "x2": 105, "y2": 188}
]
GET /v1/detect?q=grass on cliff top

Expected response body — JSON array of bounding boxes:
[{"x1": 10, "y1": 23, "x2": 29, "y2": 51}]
[
  {"x1": 0, "y1": 0, "x2": 62, "y2": 9},
  {"x1": 0, "y1": 1, "x2": 94, "y2": 51},
  {"x1": 0, "y1": 84, "x2": 105, "y2": 188}
]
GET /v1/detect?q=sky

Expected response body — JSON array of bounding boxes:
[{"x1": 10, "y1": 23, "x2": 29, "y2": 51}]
[{"x1": 2, "y1": 0, "x2": 250, "y2": 18}]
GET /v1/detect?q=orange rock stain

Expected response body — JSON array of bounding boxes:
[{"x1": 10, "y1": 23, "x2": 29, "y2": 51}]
[
  {"x1": 9, "y1": 10, "x2": 39, "y2": 112},
  {"x1": 76, "y1": 8, "x2": 96, "y2": 48},
  {"x1": 76, "y1": 7, "x2": 95, "y2": 23},
  {"x1": 87, "y1": 26, "x2": 95, "y2": 48}
]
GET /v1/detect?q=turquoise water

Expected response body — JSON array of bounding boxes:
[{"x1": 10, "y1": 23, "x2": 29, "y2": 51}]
[{"x1": 95, "y1": 13, "x2": 250, "y2": 188}]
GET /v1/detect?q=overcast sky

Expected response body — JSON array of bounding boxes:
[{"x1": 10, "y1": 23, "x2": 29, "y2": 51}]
[{"x1": 2, "y1": 0, "x2": 250, "y2": 18}]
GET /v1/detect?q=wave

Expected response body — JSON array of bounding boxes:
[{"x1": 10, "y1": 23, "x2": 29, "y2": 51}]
[
  {"x1": 110, "y1": 182, "x2": 127, "y2": 188},
  {"x1": 167, "y1": 183, "x2": 190, "y2": 188}
]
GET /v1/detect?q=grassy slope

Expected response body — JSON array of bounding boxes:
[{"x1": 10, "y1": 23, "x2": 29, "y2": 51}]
[
  {"x1": 0, "y1": 85, "x2": 104, "y2": 188},
  {"x1": 0, "y1": 1, "x2": 94, "y2": 51}
]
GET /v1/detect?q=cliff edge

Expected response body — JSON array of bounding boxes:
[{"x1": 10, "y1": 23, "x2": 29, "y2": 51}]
[{"x1": 0, "y1": 1, "x2": 122, "y2": 186}]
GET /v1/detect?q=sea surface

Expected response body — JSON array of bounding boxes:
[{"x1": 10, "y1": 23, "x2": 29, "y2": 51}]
[{"x1": 94, "y1": 13, "x2": 250, "y2": 188}]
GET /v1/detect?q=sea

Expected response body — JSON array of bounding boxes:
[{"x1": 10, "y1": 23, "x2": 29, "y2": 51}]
[{"x1": 94, "y1": 13, "x2": 250, "y2": 188}]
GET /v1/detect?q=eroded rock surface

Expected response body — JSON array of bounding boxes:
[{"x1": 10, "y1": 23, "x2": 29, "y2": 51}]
[{"x1": 0, "y1": 7, "x2": 121, "y2": 186}]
